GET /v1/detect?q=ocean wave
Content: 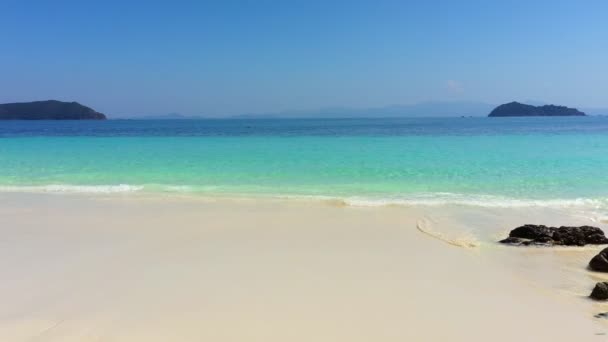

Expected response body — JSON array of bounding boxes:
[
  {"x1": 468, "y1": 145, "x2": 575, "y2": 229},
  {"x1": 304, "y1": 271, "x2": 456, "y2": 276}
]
[
  {"x1": 0, "y1": 184, "x2": 606, "y2": 211},
  {"x1": 0, "y1": 184, "x2": 144, "y2": 194},
  {"x1": 337, "y1": 193, "x2": 607, "y2": 209}
]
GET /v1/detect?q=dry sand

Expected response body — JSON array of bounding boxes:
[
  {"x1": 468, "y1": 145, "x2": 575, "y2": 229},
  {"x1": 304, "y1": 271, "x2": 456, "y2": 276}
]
[{"x1": 0, "y1": 193, "x2": 606, "y2": 341}]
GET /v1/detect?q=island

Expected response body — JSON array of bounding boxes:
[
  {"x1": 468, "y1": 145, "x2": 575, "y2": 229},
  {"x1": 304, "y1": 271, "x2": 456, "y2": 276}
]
[
  {"x1": 488, "y1": 102, "x2": 586, "y2": 117},
  {"x1": 0, "y1": 100, "x2": 106, "y2": 120}
]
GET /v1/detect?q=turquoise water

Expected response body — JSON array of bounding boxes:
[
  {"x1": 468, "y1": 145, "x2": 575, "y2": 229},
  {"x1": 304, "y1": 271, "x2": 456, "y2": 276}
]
[{"x1": 1, "y1": 118, "x2": 608, "y2": 206}]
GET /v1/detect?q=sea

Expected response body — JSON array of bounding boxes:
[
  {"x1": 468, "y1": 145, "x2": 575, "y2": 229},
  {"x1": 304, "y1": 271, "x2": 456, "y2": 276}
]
[{"x1": 1, "y1": 117, "x2": 608, "y2": 213}]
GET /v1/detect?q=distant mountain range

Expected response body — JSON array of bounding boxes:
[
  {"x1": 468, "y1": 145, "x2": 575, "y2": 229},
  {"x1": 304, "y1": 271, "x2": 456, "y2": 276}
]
[
  {"x1": 138, "y1": 113, "x2": 199, "y2": 120},
  {"x1": 131, "y1": 102, "x2": 496, "y2": 119},
  {"x1": 584, "y1": 108, "x2": 608, "y2": 116},
  {"x1": 231, "y1": 101, "x2": 497, "y2": 119}
]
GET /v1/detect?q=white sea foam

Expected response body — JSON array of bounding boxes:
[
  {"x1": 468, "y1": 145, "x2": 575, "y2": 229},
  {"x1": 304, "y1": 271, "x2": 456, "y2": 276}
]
[
  {"x1": 0, "y1": 184, "x2": 144, "y2": 194},
  {"x1": 339, "y1": 193, "x2": 607, "y2": 210},
  {"x1": 0, "y1": 185, "x2": 605, "y2": 212}
]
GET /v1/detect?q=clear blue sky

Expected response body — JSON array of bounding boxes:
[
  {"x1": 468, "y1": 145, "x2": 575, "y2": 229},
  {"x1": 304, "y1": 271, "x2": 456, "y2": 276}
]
[{"x1": 1, "y1": 0, "x2": 607, "y2": 116}]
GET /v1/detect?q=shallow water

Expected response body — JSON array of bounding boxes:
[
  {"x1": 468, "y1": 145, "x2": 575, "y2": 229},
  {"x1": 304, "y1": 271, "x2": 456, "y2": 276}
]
[{"x1": 1, "y1": 117, "x2": 607, "y2": 216}]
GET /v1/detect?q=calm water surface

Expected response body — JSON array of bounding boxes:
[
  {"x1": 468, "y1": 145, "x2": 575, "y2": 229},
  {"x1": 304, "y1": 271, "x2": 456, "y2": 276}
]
[{"x1": 1, "y1": 117, "x2": 607, "y2": 207}]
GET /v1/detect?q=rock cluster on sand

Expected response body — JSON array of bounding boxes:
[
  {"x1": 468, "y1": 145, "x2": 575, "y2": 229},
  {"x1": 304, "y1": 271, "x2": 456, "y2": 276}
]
[
  {"x1": 500, "y1": 225, "x2": 608, "y2": 307},
  {"x1": 590, "y1": 282, "x2": 608, "y2": 300},
  {"x1": 589, "y1": 248, "x2": 608, "y2": 272},
  {"x1": 588, "y1": 249, "x2": 608, "y2": 302},
  {"x1": 499, "y1": 224, "x2": 608, "y2": 246}
]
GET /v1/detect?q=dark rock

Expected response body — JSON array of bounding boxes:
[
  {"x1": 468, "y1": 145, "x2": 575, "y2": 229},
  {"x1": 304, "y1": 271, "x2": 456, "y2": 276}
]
[
  {"x1": 590, "y1": 282, "x2": 608, "y2": 300},
  {"x1": 499, "y1": 237, "x2": 523, "y2": 244},
  {"x1": 554, "y1": 226, "x2": 608, "y2": 246},
  {"x1": 0, "y1": 100, "x2": 106, "y2": 120},
  {"x1": 595, "y1": 312, "x2": 608, "y2": 319},
  {"x1": 589, "y1": 248, "x2": 608, "y2": 272},
  {"x1": 488, "y1": 102, "x2": 586, "y2": 117},
  {"x1": 500, "y1": 224, "x2": 608, "y2": 247},
  {"x1": 509, "y1": 224, "x2": 554, "y2": 240},
  {"x1": 588, "y1": 233, "x2": 608, "y2": 244}
]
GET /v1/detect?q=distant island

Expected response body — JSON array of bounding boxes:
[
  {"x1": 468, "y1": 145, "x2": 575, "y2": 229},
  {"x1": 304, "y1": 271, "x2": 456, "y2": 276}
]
[
  {"x1": 489, "y1": 102, "x2": 586, "y2": 117},
  {"x1": 0, "y1": 100, "x2": 106, "y2": 120}
]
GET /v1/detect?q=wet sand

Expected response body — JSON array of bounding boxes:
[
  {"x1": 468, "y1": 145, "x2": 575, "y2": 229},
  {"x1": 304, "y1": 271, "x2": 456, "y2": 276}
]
[{"x1": 0, "y1": 193, "x2": 606, "y2": 341}]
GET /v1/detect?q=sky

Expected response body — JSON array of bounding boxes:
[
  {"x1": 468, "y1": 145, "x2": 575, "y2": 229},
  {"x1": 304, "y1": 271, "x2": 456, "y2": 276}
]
[{"x1": 1, "y1": 0, "x2": 607, "y2": 117}]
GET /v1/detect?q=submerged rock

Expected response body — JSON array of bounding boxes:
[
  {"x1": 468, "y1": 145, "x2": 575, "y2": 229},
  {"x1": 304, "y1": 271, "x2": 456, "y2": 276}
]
[
  {"x1": 595, "y1": 312, "x2": 608, "y2": 319},
  {"x1": 589, "y1": 248, "x2": 608, "y2": 272},
  {"x1": 590, "y1": 282, "x2": 608, "y2": 300},
  {"x1": 499, "y1": 224, "x2": 608, "y2": 246}
]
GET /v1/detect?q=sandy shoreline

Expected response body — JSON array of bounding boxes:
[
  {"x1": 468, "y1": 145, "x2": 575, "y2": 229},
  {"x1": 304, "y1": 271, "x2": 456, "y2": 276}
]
[{"x1": 0, "y1": 193, "x2": 607, "y2": 341}]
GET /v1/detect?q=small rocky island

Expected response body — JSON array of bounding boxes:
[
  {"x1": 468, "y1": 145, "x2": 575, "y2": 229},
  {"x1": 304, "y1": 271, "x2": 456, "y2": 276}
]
[
  {"x1": 488, "y1": 102, "x2": 586, "y2": 117},
  {"x1": 0, "y1": 100, "x2": 106, "y2": 120}
]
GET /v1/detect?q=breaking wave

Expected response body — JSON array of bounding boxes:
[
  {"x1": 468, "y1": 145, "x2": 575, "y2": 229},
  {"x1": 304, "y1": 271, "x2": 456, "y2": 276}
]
[
  {"x1": 0, "y1": 184, "x2": 606, "y2": 212},
  {"x1": 0, "y1": 184, "x2": 144, "y2": 194},
  {"x1": 338, "y1": 193, "x2": 607, "y2": 210}
]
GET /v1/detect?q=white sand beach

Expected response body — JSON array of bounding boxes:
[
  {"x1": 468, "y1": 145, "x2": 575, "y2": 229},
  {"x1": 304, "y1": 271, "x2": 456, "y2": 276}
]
[{"x1": 0, "y1": 193, "x2": 607, "y2": 341}]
